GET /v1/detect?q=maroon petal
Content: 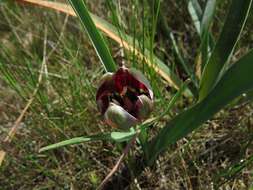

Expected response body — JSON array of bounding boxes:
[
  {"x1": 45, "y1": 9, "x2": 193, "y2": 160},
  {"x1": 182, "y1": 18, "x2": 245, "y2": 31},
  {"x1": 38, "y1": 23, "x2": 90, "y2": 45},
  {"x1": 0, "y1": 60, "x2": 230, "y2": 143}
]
[
  {"x1": 96, "y1": 95, "x2": 109, "y2": 115},
  {"x1": 113, "y1": 67, "x2": 130, "y2": 94},
  {"x1": 113, "y1": 67, "x2": 152, "y2": 99},
  {"x1": 96, "y1": 72, "x2": 114, "y2": 99},
  {"x1": 96, "y1": 73, "x2": 115, "y2": 114}
]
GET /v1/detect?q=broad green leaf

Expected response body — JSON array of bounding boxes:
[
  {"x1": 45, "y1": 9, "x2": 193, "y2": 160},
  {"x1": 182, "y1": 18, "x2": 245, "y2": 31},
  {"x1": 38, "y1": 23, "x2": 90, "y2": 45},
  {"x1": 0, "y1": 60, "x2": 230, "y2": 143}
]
[
  {"x1": 199, "y1": 0, "x2": 252, "y2": 100},
  {"x1": 67, "y1": 0, "x2": 117, "y2": 72},
  {"x1": 18, "y1": 0, "x2": 193, "y2": 97},
  {"x1": 147, "y1": 49, "x2": 253, "y2": 165},
  {"x1": 245, "y1": 90, "x2": 253, "y2": 102},
  {"x1": 39, "y1": 131, "x2": 136, "y2": 152}
]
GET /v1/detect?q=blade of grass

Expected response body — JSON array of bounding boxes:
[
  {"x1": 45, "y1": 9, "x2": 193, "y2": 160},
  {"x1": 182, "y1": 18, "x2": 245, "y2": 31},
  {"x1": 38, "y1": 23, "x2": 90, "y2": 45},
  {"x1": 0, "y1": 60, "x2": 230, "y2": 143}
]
[
  {"x1": 188, "y1": 0, "x2": 215, "y2": 76},
  {"x1": 169, "y1": 31, "x2": 198, "y2": 93},
  {"x1": 67, "y1": 0, "x2": 117, "y2": 72},
  {"x1": 200, "y1": 0, "x2": 216, "y2": 36},
  {"x1": 188, "y1": 0, "x2": 215, "y2": 47},
  {"x1": 199, "y1": 0, "x2": 252, "y2": 100},
  {"x1": 0, "y1": 28, "x2": 48, "y2": 167},
  {"x1": 216, "y1": 154, "x2": 253, "y2": 188},
  {"x1": 200, "y1": 0, "x2": 216, "y2": 69},
  {"x1": 17, "y1": 0, "x2": 193, "y2": 97},
  {"x1": 148, "y1": 49, "x2": 253, "y2": 165},
  {"x1": 155, "y1": 2, "x2": 198, "y2": 95},
  {"x1": 39, "y1": 131, "x2": 136, "y2": 152},
  {"x1": 188, "y1": 0, "x2": 202, "y2": 34}
]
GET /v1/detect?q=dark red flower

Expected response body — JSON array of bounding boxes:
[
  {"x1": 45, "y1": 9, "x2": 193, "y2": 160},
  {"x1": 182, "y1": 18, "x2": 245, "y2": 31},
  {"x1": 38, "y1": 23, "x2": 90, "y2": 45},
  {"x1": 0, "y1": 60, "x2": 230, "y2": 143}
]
[{"x1": 96, "y1": 67, "x2": 153, "y2": 130}]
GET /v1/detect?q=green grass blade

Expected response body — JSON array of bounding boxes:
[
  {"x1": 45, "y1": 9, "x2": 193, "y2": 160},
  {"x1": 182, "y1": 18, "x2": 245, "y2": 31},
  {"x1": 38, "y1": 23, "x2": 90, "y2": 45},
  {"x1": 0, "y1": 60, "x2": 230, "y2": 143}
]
[
  {"x1": 216, "y1": 154, "x2": 253, "y2": 188},
  {"x1": 200, "y1": 0, "x2": 216, "y2": 68},
  {"x1": 199, "y1": 0, "x2": 252, "y2": 100},
  {"x1": 17, "y1": 0, "x2": 192, "y2": 96},
  {"x1": 67, "y1": 0, "x2": 117, "y2": 72},
  {"x1": 148, "y1": 49, "x2": 253, "y2": 165},
  {"x1": 169, "y1": 32, "x2": 198, "y2": 89},
  {"x1": 157, "y1": 11, "x2": 198, "y2": 92},
  {"x1": 200, "y1": 0, "x2": 216, "y2": 36},
  {"x1": 188, "y1": 0, "x2": 202, "y2": 34},
  {"x1": 188, "y1": 0, "x2": 215, "y2": 75},
  {"x1": 110, "y1": 131, "x2": 136, "y2": 142},
  {"x1": 39, "y1": 131, "x2": 136, "y2": 152}
]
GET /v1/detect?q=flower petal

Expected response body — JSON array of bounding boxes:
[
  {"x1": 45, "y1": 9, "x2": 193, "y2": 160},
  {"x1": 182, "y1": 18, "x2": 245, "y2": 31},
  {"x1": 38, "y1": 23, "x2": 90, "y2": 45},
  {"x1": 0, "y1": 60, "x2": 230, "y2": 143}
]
[
  {"x1": 113, "y1": 67, "x2": 130, "y2": 93},
  {"x1": 96, "y1": 72, "x2": 115, "y2": 114},
  {"x1": 113, "y1": 67, "x2": 153, "y2": 99},
  {"x1": 129, "y1": 68, "x2": 154, "y2": 100},
  {"x1": 104, "y1": 103, "x2": 139, "y2": 130},
  {"x1": 135, "y1": 94, "x2": 153, "y2": 120}
]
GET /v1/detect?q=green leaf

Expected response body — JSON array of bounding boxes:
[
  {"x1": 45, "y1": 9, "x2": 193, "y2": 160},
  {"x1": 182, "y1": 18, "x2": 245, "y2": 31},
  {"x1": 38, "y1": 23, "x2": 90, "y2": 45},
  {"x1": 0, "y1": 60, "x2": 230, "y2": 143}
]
[
  {"x1": 199, "y1": 0, "x2": 252, "y2": 100},
  {"x1": 188, "y1": 0, "x2": 215, "y2": 74},
  {"x1": 67, "y1": 0, "x2": 117, "y2": 72},
  {"x1": 200, "y1": 0, "x2": 216, "y2": 68},
  {"x1": 188, "y1": 0, "x2": 202, "y2": 34},
  {"x1": 110, "y1": 131, "x2": 136, "y2": 142},
  {"x1": 39, "y1": 131, "x2": 136, "y2": 152},
  {"x1": 147, "y1": 49, "x2": 253, "y2": 165},
  {"x1": 200, "y1": 0, "x2": 216, "y2": 36}
]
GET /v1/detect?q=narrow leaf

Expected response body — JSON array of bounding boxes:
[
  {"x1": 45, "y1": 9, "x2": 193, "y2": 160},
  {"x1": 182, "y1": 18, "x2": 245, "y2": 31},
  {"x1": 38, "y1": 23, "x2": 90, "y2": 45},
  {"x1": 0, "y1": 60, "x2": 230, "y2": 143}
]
[
  {"x1": 200, "y1": 0, "x2": 216, "y2": 68},
  {"x1": 188, "y1": 0, "x2": 202, "y2": 34},
  {"x1": 148, "y1": 49, "x2": 253, "y2": 165},
  {"x1": 188, "y1": 0, "x2": 215, "y2": 76},
  {"x1": 200, "y1": 0, "x2": 216, "y2": 36},
  {"x1": 199, "y1": 0, "x2": 252, "y2": 100},
  {"x1": 67, "y1": 0, "x2": 117, "y2": 72},
  {"x1": 39, "y1": 131, "x2": 136, "y2": 152}
]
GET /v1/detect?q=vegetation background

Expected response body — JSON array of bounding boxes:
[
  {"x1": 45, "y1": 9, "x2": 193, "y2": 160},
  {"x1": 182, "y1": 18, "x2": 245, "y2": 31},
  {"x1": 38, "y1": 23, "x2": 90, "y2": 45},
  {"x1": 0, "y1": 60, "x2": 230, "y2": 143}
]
[{"x1": 0, "y1": 0, "x2": 253, "y2": 189}]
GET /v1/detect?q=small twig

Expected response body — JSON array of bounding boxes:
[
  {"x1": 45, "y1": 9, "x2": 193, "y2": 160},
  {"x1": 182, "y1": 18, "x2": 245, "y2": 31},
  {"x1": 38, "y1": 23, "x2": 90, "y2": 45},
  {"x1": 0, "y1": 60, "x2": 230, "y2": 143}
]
[
  {"x1": 0, "y1": 28, "x2": 48, "y2": 166},
  {"x1": 97, "y1": 131, "x2": 139, "y2": 190}
]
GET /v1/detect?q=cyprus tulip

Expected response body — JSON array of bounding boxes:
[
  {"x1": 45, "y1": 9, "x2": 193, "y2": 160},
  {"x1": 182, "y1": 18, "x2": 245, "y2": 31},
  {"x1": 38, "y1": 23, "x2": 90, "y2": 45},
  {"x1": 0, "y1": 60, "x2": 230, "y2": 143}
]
[{"x1": 96, "y1": 67, "x2": 153, "y2": 130}]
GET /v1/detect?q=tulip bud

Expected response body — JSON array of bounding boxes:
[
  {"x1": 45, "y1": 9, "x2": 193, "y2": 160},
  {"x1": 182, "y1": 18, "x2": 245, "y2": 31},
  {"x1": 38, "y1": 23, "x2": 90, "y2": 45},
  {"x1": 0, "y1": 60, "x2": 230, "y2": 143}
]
[{"x1": 96, "y1": 67, "x2": 154, "y2": 130}]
